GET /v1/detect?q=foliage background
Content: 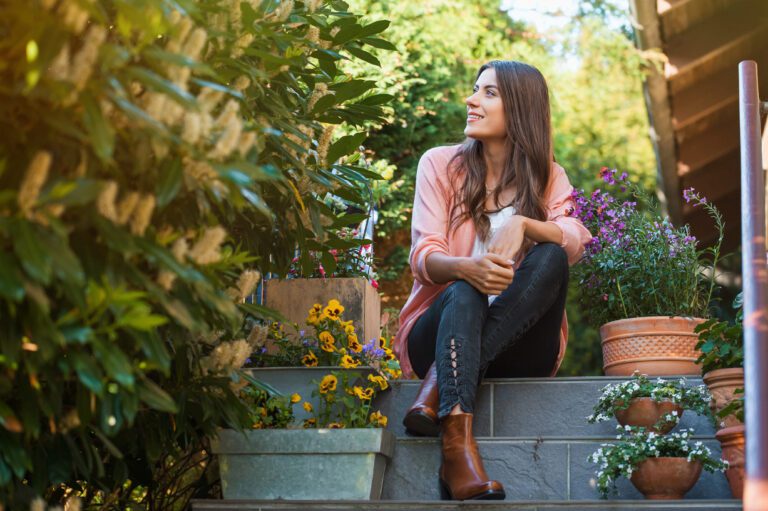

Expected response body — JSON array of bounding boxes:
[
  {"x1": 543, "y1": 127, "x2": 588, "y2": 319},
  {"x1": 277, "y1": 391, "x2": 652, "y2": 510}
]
[{"x1": 342, "y1": 0, "x2": 657, "y2": 375}]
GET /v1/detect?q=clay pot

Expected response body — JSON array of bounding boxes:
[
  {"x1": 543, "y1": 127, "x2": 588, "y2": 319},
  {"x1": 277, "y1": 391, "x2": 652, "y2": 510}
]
[
  {"x1": 630, "y1": 457, "x2": 703, "y2": 499},
  {"x1": 614, "y1": 397, "x2": 684, "y2": 434},
  {"x1": 715, "y1": 424, "x2": 745, "y2": 499},
  {"x1": 600, "y1": 316, "x2": 704, "y2": 376},
  {"x1": 703, "y1": 367, "x2": 744, "y2": 430}
]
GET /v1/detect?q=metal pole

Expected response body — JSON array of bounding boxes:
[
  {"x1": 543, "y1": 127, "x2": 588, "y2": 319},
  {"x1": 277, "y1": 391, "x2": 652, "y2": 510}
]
[{"x1": 739, "y1": 60, "x2": 768, "y2": 510}]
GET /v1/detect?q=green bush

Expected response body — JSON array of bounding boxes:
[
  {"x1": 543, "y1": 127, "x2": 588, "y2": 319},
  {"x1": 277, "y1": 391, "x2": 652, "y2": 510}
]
[{"x1": 0, "y1": 0, "x2": 392, "y2": 507}]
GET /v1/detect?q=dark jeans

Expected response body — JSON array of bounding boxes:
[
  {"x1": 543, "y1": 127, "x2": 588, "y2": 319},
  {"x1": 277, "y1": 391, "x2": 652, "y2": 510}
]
[{"x1": 407, "y1": 242, "x2": 569, "y2": 418}]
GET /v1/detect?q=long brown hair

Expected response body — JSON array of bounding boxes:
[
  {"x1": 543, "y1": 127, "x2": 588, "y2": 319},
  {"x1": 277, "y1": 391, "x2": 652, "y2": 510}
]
[{"x1": 448, "y1": 61, "x2": 553, "y2": 241}]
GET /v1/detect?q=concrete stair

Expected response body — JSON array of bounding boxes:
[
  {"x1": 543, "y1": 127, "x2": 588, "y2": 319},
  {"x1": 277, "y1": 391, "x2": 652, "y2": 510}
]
[{"x1": 192, "y1": 376, "x2": 742, "y2": 510}]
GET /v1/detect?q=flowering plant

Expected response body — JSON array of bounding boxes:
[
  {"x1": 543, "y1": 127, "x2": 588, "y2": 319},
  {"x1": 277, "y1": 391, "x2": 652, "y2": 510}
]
[
  {"x1": 288, "y1": 226, "x2": 379, "y2": 289},
  {"x1": 240, "y1": 385, "x2": 298, "y2": 430},
  {"x1": 694, "y1": 293, "x2": 744, "y2": 374},
  {"x1": 248, "y1": 299, "x2": 402, "y2": 379},
  {"x1": 588, "y1": 425, "x2": 729, "y2": 498},
  {"x1": 587, "y1": 372, "x2": 712, "y2": 425},
  {"x1": 302, "y1": 370, "x2": 390, "y2": 428},
  {"x1": 570, "y1": 168, "x2": 724, "y2": 326}
]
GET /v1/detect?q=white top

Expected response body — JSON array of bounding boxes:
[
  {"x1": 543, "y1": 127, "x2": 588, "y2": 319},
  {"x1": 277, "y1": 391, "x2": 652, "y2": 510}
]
[{"x1": 471, "y1": 205, "x2": 517, "y2": 304}]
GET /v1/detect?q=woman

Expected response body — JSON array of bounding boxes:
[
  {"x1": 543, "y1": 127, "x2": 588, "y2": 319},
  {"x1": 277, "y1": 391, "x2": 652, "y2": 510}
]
[{"x1": 392, "y1": 61, "x2": 591, "y2": 501}]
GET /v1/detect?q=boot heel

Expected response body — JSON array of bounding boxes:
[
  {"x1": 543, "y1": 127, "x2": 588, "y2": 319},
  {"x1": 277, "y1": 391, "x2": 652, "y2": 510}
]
[
  {"x1": 438, "y1": 478, "x2": 452, "y2": 500},
  {"x1": 403, "y1": 410, "x2": 439, "y2": 437}
]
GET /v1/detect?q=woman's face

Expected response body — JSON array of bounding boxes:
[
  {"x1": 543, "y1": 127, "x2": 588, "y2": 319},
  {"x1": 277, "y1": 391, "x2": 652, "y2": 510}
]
[{"x1": 464, "y1": 67, "x2": 506, "y2": 141}]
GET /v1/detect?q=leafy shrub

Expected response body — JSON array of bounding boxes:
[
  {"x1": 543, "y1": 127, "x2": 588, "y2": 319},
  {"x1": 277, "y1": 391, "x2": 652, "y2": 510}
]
[{"x1": 0, "y1": 0, "x2": 392, "y2": 507}]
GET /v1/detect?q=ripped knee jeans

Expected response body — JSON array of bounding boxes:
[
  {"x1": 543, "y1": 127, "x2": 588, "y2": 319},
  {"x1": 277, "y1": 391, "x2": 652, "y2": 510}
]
[{"x1": 407, "y1": 242, "x2": 569, "y2": 419}]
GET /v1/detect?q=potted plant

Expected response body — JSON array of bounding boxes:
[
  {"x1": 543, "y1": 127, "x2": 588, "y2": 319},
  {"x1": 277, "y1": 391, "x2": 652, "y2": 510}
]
[
  {"x1": 244, "y1": 298, "x2": 401, "y2": 422},
  {"x1": 210, "y1": 298, "x2": 402, "y2": 500},
  {"x1": 588, "y1": 425, "x2": 729, "y2": 499},
  {"x1": 264, "y1": 226, "x2": 382, "y2": 344},
  {"x1": 571, "y1": 170, "x2": 725, "y2": 375},
  {"x1": 694, "y1": 293, "x2": 744, "y2": 430},
  {"x1": 587, "y1": 372, "x2": 713, "y2": 434},
  {"x1": 714, "y1": 389, "x2": 745, "y2": 498}
]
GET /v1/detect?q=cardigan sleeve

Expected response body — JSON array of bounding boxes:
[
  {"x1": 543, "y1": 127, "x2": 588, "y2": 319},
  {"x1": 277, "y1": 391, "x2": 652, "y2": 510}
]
[
  {"x1": 408, "y1": 149, "x2": 452, "y2": 285},
  {"x1": 545, "y1": 164, "x2": 592, "y2": 266}
]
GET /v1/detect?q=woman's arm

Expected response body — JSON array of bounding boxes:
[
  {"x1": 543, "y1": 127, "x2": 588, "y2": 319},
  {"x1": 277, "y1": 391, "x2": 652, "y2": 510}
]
[
  {"x1": 426, "y1": 252, "x2": 516, "y2": 295},
  {"x1": 486, "y1": 215, "x2": 562, "y2": 263}
]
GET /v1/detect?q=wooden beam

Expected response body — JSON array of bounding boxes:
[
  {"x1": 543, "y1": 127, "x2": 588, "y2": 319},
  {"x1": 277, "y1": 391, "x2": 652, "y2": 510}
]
[{"x1": 630, "y1": 0, "x2": 683, "y2": 223}]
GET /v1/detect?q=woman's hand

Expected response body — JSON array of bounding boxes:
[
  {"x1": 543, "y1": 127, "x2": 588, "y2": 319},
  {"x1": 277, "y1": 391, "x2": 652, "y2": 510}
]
[
  {"x1": 487, "y1": 215, "x2": 527, "y2": 263},
  {"x1": 459, "y1": 253, "x2": 515, "y2": 295}
]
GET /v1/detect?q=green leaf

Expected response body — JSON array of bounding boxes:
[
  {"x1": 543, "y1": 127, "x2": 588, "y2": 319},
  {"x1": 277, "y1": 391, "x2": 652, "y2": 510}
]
[
  {"x1": 346, "y1": 46, "x2": 380, "y2": 67},
  {"x1": 144, "y1": 47, "x2": 216, "y2": 77},
  {"x1": 357, "y1": 93, "x2": 394, "y2": 106},
  {"x1": 360, "y1": 37, "x2": 397, "y2": 51},
  {"x1": 357, "y1": 20, "x2": 390, "y2": 38},
  {"x1": 82, "y1": 93, "x2": 115, "y2": 162},
  {"x1": 327, "y1": 132, "x2": 367, "y2": 164},
  {"x1": 12, "y1": 221, "x2": 52, "y2": 284},
  {"x1": 93, "y1": 340, "x2": 135, "y2": 389},
  {"x1": 124, "y1": 66, "x2": 198, "y2": 110},
  {"x1": 155, "y1": 158, "x2": 183, "y2": 208},
  {"x1": 0, "y1": 252, "x2": 25, "y2": 301},
  {"x1": 119, "y1": 305, "x2": 168, "y2": 332},
  {"x1": 137, "y1": 377, "x2": 178, "y2": 413},
  {"x1": 214, "y1": 161, "x2": 282, "y2": 182},
  {"x1": 72, "y1": 353, "x2": 104, "y2": 395},
  {"x1": 330, "y1": 212, "x2": 369, "y2": 228}
]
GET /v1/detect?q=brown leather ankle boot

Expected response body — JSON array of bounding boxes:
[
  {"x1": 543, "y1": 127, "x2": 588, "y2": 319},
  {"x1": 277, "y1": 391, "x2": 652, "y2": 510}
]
[
  {"x1": 439, "y1": 413, "x2": 505, "y2": 501},
  {"x1": 402, "y1": 363, "x2": 439, "y2": 436}
]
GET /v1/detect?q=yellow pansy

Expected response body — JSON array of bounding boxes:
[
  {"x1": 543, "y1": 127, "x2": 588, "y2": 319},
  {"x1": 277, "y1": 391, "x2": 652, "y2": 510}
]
[
  {"x1": 378, "y1": 336, "x2": 388, "y2": 349},
  {"x1": 327, "y1": 422, "x2": 345, "y2": 429},
  {"x1": 290, "y1": 393, "x2": 301, "y2": 403},
  {"x1": 303, "y1": 401, "x2": 313, "y2": 412},
  {"x1": 348, "y1": 334, "x2": 362, "y2": 353},
  {"x1": 319, "y1": 331, "x2": 335, "y2": 352},
  {"x1": 306, "y1": 303, "x2": 323, "y2": 325},
  {"x1": 303, "y1": 418, "x2": 316, "y2": 428},
  {"x1": 384, "y1": 367, "x2": 402, "y2": 379},
  {"x1": 383, "y1": 347, "x2": 396, "y2": 361},
  {"x1": 340, "y1": 354, "x2": 360, "y2": 369},
  {"x1": 323, "y1": 299, "x2": 344, "y2": 320},
  {"x1": 369, "y1": 410, "x2": 388, "y2": 427},
  {"x1": 319, "y1": 374, "x2": 337, "y2": 394},
  {"x1": 302, "y1": 351, "x2": 318, "y2": 367},
  {"x1": 353, "y1": 386, "x2": 374, "y2": 401},
  {"x1": 368, "y1": 373, "x2": 389, "y2": 390},
  {"x1": 252, "y1": 422, "x2": 264, "y2": 429},
  {"x1": 344, "y1": 323, "x2": 356, "y2": 335}
]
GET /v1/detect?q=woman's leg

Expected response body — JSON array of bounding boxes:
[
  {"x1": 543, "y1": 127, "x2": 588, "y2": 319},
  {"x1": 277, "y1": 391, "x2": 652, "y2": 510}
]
[
  {"x1": 407, "y1": 280, "x2": 488, "y2": 418},
  {"x1": 479, "y1": 242, "x2": 569, "y2": 377}
]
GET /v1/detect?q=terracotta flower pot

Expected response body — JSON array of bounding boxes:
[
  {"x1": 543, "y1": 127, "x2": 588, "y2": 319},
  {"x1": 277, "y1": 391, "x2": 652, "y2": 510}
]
[
  {"x1": 703, "y1": 367, "x2": 744, "y2": 430},
  {"x1": 614, "y1": 397, "x2": 684, "y2": 434},
  {"x1": 630, "y1": 457, "x2": 703, "y2": 499},
  {"x1": 600, "y1": 316, "x2": 704, "y2": 376},
  {"x1": 716, "y1": 424, "x2": 745, "y2": 499}
]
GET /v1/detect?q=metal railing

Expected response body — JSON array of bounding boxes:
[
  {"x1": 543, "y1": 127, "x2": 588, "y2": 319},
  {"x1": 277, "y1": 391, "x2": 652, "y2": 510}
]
[{"x1": 738, "y1": 60, "x2": 768, "y2": 510}]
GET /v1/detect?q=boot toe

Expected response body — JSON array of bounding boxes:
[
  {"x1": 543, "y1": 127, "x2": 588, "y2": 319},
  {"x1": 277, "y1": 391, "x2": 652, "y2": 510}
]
[{"x1": 469, "y1": 481, "x2": 505, "y2": 500}]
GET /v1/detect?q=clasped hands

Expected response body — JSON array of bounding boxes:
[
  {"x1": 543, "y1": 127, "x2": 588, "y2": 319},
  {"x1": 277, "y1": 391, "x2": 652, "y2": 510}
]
[{"x1": 462, "y1": 215, "x2": 526, "y2": 295}]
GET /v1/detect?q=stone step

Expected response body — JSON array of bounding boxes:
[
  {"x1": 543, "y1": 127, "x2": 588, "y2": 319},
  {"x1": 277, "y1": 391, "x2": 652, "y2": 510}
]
[
  {"x1": 381, "y1": 437, "x2": 733, "y2": 501},
  {"x1": 375, "y1": 376, "x2": 716, "y2": 439},
  {"x1": 191, "y1": 499, "x2": 742, "y2": 510}
]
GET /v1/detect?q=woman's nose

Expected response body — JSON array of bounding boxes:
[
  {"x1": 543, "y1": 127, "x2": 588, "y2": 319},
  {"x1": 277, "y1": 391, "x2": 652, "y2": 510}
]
[{"x1": 465, "y1": 93, "x2": 478, "y2": 106}]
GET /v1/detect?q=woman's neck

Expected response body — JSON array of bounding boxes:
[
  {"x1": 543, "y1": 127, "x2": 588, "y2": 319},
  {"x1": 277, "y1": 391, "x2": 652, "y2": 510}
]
[{"x1": 482, "y1": 138, "x2": 506, "y2": 181}]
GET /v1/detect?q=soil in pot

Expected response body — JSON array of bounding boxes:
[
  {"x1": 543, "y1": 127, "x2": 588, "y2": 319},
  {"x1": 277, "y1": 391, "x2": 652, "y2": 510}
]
[
  {"x1": 630, "y1": 457, "x2": 703, "y2": 499},
  {"x1": 716, "y1": 424, "x2": 745, "y2": 499},
  {"x1": 614, "y1": 397, "x2": 683, "y2": 434}
]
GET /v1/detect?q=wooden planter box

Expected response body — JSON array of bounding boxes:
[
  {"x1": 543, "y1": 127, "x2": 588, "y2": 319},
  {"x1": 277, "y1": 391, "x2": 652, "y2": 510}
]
[
  {"x1": 264, "y1": 277, "x2": 381, "y2": 344},
  {"x1": 212, "y1": 428, "x2": 394, "y2": 500}
]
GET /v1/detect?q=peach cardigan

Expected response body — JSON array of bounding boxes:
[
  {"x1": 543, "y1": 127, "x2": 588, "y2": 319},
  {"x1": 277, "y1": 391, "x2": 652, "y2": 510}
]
[{"x1": 393, "y1": 145, "x2": 592, "y2": 379}]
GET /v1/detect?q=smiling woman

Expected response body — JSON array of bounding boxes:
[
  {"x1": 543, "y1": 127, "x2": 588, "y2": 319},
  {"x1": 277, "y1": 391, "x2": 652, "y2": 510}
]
[{"x1": 392, "y1": 60, "x2": 592, "y2": 501}]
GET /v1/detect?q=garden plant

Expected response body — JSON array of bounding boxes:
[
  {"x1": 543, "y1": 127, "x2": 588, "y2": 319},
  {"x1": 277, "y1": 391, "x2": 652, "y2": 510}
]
[{"x1": 0, "y1": 0, "x2": 394, "y2": 507}]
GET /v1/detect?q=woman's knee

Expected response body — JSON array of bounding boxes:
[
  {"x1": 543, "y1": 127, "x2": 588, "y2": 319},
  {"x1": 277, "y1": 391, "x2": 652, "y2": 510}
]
[
  {"x1": 445, "y1": 279, "x2": 487, "y2": 310},
  {"x1": 530, "y1": 242, "x2": 568, "y2": 270}
]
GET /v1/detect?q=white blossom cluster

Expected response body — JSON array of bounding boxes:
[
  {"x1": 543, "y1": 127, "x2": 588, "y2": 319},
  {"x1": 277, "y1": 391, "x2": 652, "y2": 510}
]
[
  {"x1": 587, "y1": 372, "x2": 712, "y2": 423},
  {"x1": 587, "y1": 424, "x2": 728, "y2": 498}
]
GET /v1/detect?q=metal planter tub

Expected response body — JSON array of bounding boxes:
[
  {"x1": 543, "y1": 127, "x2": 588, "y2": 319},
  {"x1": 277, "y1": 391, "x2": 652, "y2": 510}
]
[{"x1": 212, "y1": 428, "x2": 395, "y2": 500}]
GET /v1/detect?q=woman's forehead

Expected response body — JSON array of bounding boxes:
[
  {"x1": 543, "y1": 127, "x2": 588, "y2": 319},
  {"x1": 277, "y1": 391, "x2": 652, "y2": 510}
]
[{"x1": 475, "y1": 68, "x2": 498, "y2": 87}]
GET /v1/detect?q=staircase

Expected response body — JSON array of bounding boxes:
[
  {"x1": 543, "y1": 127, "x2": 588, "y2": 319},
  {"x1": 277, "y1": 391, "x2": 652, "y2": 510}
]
[{"x1": 192, "y1": 376, "x2": 742, "y2": 510}]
